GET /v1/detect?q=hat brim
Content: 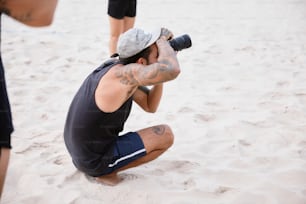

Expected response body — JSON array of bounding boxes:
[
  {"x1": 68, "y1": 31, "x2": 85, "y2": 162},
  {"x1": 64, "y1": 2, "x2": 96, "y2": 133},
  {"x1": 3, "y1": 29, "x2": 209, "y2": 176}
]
[{"x1": 144, "y1": 28, "x2": 161, "y2": 49}]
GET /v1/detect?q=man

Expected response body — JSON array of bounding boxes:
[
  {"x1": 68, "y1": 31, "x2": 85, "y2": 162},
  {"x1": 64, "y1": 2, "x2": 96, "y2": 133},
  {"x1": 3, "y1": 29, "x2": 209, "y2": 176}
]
[
  {"x1": 64, "y1": 27, "x2": 181, "y2": 185},
  {"x1": 0, "y1": 0, "x2": 58, "y2": 198}
]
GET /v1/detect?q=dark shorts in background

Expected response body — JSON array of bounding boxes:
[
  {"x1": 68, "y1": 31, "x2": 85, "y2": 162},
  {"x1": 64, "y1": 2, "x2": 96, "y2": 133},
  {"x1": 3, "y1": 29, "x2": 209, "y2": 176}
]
[
  {"x1": 108, "y1": 0, "x2": 137, "y2": 19},
  {"x1": 0, "y1": 58, "x2": 13, "y2": 149}
]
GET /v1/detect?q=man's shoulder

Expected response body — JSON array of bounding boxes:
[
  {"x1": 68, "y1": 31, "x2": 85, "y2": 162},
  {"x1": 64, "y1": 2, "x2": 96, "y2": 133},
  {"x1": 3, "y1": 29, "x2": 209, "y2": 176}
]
[
  {"x1": 92, "y1": 59, "x2": 121, "y2": 75},
  {"x1": 102, "y1": 58, "x2": 121, "y2": 68}
]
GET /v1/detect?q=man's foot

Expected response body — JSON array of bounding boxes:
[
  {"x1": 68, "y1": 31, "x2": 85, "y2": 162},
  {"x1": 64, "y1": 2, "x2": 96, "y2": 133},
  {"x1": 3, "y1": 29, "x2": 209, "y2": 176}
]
[{"x1": 95, "y1": 173, "x2": 122, "y2": 186}]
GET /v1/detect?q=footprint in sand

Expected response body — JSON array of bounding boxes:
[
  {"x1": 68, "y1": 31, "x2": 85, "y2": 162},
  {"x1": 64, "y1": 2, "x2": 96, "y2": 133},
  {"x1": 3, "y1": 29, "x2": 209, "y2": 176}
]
[
  {"x1": 165, "y1": 114, "x2": 176, "y2": 120},
  {"x1": 214, "y1": 186, "x2": 234, "y2": 195},
  {"x1": 46, "y1": 56, "x2": 60, "y2": 63},
  {"x1": 182, "y1": 178, "x2": 196, "y2": 190},
  {"x1": 40, "y1": 113, "x2": 49, "y2": 120},
  {"x1": 295, "y1": 92, "x2": 306, "y2": 105},
  {"x1": 238, "y1": 139, "x2": 251, "y2": 146},
  {"x1": 302, "y1": 189, "x2": 306, "y2": 196},
  {"x1": 161, "y1": 160, "x2": 200, "y2": 174},
  {"x1": 64, "y1": 171, "x2": 83, "y2": 183},
  {"x1": 84, "y1": 173, "x2": 141, "y2": 186},
  {"x1": 297, "y1": 141, "x2": 306, "y2": 159},
  {"x1": 35, "y1": 95, "x2": 47, "y2": 103},
  {"x1": 15, "y1": 142, "x2": 50, "y2": 155},
  {"x1": 149, "y1": 168, "x2": 165, "y2": 176},
  {"x1": 178, "y1": 106, "x2": 194, "y2": 113},
  {"x1": 276, "y1": 80, "x2": 289, "y2": 87},
  {"x1": 120, "y1": 173, "x2": 143, "y2": 181},
  {"x1": 194, "y1": 113, "x2": 216, "y2": 122},
  {"x1": 57, "y1": 171, "x2": 83, "y2": 188},
  {"x1": 53, "y1": 155, "x2": 68, "y2": 165}
]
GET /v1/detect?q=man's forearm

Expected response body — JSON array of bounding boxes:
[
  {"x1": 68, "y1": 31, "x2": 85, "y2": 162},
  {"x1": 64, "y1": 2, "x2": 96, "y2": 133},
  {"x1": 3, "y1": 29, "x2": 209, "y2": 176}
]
[
  {"x1": 156, "y1": 38, "x2": 181, "y2": 81},
  {"x1": 147, "y1": 84, "x2": 163, "y2": 112}
]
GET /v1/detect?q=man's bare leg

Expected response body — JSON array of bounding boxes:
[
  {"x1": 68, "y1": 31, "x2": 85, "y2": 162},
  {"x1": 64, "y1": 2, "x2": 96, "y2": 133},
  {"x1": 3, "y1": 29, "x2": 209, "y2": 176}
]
[
  {"x1": 96, "y1": 124, "x2": 174, "y2": 186},
  {"x1": 0, "y1": 148, "x2": 10, "y2": 198}
]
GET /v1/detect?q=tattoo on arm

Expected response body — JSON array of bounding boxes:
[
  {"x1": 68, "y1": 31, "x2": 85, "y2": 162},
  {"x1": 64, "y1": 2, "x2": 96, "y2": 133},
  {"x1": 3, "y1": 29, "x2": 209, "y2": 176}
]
[
  {"x1": 115, "y1": 63, "x2": 165, "y2": 87},
  {"x1": 137, "y1": 59, "x2": 174, "y2": 84},
  {"x1": 152, "y1": 125, "x2": 166, "y2": 135},
  {"x1": 115, "y1": 66, "x2": 138, "y2": 85},
  {"x1": 115, "y1": 47, "x2": 175, "y2": 86},
  {"x1": 114, "y1": 66, "x2": 138, "y2": 97}
]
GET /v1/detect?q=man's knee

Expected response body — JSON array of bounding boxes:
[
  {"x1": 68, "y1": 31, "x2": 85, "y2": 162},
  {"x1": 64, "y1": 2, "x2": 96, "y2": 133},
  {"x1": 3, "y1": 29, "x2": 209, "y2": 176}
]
[
  {"x1": 138, "y1": 124, "x2": 174, "y2": 151},
  {"x1": 159, "y1": 124, "x2": 174, "y2": 148}
]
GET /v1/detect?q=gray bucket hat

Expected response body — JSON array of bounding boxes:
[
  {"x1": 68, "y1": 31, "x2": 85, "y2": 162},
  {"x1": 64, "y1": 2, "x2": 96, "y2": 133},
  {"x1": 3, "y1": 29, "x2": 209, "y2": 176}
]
[{"x1": 117, "y1": 27, "x2": 161, "y2": 58}]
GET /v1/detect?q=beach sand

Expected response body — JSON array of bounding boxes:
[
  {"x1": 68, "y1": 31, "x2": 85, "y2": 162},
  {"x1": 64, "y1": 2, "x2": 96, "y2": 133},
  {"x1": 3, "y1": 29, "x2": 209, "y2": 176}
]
[{"x1": 1, "y1": 0, "x2": 306, "y2": 203}]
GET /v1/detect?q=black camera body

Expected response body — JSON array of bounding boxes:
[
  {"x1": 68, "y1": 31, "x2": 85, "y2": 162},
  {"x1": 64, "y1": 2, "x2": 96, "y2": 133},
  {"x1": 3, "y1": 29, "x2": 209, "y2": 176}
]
[{"x1": 169, "y1": 34, "x2": 192, "y2": 51}]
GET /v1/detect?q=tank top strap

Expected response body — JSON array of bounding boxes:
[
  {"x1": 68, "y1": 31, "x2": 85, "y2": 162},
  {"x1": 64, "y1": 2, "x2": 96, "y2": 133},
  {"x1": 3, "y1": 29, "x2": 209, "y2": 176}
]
[{"x1": 94, "y1": 58, "x2": 121, "y2": 72}]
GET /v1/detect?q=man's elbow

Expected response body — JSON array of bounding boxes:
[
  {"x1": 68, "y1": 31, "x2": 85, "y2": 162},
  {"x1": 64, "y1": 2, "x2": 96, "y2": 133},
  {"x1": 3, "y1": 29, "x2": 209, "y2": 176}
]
[
  {"x1": 173, "y1": 67, "x2": 181, "y2": 78},
  {"x1": 169, "y1": 66, "x2": 181, "y2": 80},
  {"x1": 144, "y1": 106, "x2": 158, "y2": 113},
  {"x1": 35, "y1": 1, "x2": 58, "y2": 26},
  {"x1": 147, "y1": 109, "x2": 157, "y2": 113},
  {"x1": 27, "y1": 4, "x2": 58, "y2": 27},
  {"x1": 28, "y1": 15, "x2": 55, "y2": 27},
  {"x1": 40, "y1": 16, "x2": 54, "y2": 26}
]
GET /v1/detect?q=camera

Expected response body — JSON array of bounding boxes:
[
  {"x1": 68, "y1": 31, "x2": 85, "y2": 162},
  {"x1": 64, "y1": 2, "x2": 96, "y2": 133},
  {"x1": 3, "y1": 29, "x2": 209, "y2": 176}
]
[{"x1": 169, "y1": 34, "x2": 192, "y2": 51}]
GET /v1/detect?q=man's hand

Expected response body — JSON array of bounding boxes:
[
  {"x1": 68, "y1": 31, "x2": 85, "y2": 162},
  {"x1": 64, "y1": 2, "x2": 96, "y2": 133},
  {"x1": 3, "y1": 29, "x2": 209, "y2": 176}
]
[{"x1": 160, "y1": 27, "x2": 173, "y2": 41}]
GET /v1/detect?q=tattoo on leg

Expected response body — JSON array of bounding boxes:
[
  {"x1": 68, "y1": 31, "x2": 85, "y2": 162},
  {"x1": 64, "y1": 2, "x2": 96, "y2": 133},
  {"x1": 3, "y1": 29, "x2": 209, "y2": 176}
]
[{"x1": 152, "y1": 125, "x2": 165, "y2": 135}]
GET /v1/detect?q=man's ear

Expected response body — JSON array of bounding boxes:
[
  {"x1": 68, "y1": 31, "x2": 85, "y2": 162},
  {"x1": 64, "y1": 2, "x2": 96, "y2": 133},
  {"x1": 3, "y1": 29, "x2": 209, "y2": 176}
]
[{"x1": 136, "y1": 57, "x2": 147, "y2": 65}]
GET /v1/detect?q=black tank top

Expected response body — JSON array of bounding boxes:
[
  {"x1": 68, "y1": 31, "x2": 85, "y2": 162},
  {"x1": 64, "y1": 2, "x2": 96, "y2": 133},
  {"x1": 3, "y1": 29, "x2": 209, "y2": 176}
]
[{"x1": 64, "y1": 59, "x2": 133, "y2": 170}]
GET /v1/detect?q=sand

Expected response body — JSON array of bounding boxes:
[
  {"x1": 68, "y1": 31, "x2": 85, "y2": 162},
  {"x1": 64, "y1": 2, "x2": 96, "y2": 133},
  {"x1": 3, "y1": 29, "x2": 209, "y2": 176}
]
[{"x1": 1, "y1": 0, "x2": 306, "y2": 203}]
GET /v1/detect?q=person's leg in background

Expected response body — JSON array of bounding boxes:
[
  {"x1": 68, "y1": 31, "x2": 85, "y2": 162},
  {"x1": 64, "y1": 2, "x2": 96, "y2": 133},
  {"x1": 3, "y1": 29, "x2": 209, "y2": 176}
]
[
  {"x1": 108, "y1": 16, "x2": 124, "y2": 56},
  {"x1": 0, "y1": 148, "x2": 10, "y2": 198},
  {"x1": 108, "y1": 0, "x2": 137, "y2": 57}
]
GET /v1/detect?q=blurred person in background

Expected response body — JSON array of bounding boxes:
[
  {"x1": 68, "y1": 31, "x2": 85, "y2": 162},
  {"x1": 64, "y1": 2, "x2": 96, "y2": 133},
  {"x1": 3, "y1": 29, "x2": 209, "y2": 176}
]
[
  {"x1": 0, "y1": 0, "x2": 58, "y2": 198},
  {"x1": 107, "y1": 0, "x2": 137, "y2": 57}
]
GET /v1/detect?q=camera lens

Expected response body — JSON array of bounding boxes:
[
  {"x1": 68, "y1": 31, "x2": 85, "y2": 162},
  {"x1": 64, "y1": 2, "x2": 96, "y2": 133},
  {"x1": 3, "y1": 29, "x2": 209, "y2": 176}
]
[{"x1": 169, "y1": 34, "x2": 192, "y2": 51}]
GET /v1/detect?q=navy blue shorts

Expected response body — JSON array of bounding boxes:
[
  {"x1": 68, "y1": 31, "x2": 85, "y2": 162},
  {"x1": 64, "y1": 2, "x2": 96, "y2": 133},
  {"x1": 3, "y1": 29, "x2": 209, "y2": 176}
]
[
  {"x1": 108, "y1": 0, "x2": 137, "y2": 19},
  {"x1": 95, "y1": 131, "x2": 146, "y2": 176}
]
